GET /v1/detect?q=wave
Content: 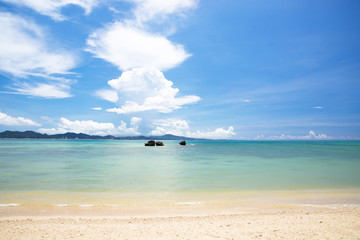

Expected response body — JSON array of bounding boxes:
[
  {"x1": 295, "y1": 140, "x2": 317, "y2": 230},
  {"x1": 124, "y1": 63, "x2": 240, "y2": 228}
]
[{"x1": 0, "y1": 203, "x2": 20, "y2": 207}]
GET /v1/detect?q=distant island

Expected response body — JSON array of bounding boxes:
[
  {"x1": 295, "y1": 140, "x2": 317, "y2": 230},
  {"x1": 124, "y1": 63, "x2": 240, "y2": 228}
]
[{"x1": 0, "y1": 130, "x2": 203, "y2": 140}]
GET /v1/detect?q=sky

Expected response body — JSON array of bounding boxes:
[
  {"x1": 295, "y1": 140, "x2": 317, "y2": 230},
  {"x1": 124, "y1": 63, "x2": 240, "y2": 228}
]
[{"x1": 0, "y1": 0, "x2": 359, "y2": 140}]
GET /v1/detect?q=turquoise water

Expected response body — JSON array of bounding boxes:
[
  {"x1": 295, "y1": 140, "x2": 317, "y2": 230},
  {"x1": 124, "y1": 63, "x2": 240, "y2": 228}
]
[{"x1": 0, "y1": 140, "x2": 360, "y2": 194}]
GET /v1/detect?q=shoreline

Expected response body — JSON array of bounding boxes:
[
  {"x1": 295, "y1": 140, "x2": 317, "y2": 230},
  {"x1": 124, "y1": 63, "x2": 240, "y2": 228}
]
[{"x1": 1, "y1": 188, "x2": 360, "y2": 217}]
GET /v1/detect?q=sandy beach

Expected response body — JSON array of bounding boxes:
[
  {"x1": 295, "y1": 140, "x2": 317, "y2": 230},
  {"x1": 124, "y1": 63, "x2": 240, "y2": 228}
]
[
  {"x1": 1, "y1": 189, "x2": 360, "y2": 239},
  {"x1": 1, "y1": 207, "x2": 359, "y2": 239}
]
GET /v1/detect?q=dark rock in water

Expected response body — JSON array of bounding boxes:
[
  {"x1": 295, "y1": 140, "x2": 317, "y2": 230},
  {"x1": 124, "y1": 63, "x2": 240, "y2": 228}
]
[
  {"x1": 145, "y1": 140, "x2": 155, "y2": 146},
  {"x1": 179, "y1": 140, "x2": 186, "y2": 145},
  {"x1": 156, "y1": 141, "x2": 164, "y2": 146}
]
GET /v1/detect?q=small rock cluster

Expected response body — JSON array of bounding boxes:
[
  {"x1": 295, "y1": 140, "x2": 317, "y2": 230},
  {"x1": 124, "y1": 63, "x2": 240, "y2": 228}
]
[
  {"x1": 144, "y1": 140, "x2": 164, "y2": 146},
  {"x1": 144, "y1": 140, "x2": 187, "y2": 146}
]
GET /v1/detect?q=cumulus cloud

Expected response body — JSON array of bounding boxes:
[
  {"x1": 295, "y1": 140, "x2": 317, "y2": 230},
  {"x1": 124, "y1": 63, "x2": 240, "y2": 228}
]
[
  {"x1": 86, "y1": 22, "x2": 190, "y2": 71},
  {"x1": 150, "y1": 118, "x2": 190, "y2": 136},
  {"x1": 104, "y1": 67, "x2": 200, "y2": 114},
  {"x1": 37, "y1": 127, "x2": 67, "y2": 135},
  {"x1": 0, "y1": 111, "x2": 41, "y2": 126},
  {"x1": 38, "y1": 117, "x2": 142, "y2": 136},
  {"x1": 149, "y1": 118, "x2": 236, "y2": 139},
  {"x1": 58, "y1": 117, "x2": 115, "y2": 135},
  {"x1": 87, "y1": 1, "x2": 199, "y2": 115},
  {"x1": 255, "y1": 131, "x2": 331, "y2": 140},
  {"x1": 91, "y1": 107, "x2": 102, "y2": 111},
  {"x1": 117, "y1": 116, "x2": 142, "y2": 135},
  {"x1": 186, "y1": 126, "x2": 236, "y2": 139},
  {"x1": 3, "y1": 0, "x2": 98, "y2": 21}
]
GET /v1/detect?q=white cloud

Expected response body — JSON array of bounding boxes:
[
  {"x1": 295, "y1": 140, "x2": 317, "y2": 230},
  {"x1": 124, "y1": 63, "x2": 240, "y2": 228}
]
[
  {"x1": 0, "y1": 12, "x2": 77, "y2": 98},
  {"x1": 3, "y1": 0, "x2": 98, "y2": 21},
  {"x1": 58, "y1": 117, "x2": 114, "y2": 135},
  {"x1": 255, "y1": 131, "x2": 331, "y2": 140},
  {"x1": 91, "y1": 107, "x2": 102, "y2": 111},
  {"x1": 11, "y1": 82, "x2": 72, "y2": 98},
  {"x1": 87, "y1": 1, "x2": 199, "y2": 115},
  {"x1": 38, "y1": 127, "x2": 67, "y2": 134},
  {"x1": 40, "y1": 116, "x2": 53, "y2": 122},
  {"x1": 38, "y1": 117, "x2": 142, "y2": 136},
  {"x1": 0, "y1": 12, "x2": 77, "y2": 76},
  {"x1": 186, "y1": 126, "x2": 236, "y2": 139},
  {"x1": 150, "y1": 118, "x2": 189, "y2": 136},
  {"x1": 104, "y1": 67, "x2": 200, "y2": 114},
  {"x1": 149, "y1": 126, "x2": 167, "y2": 136},
  {"x1": 313, "y1": 106, "x2": 324, "y2": 109},
  {"x1": 95, "y1": 89, "x2": 119, "y2": 103},
  {"x1": 131, "y1": 0, "x2": 197, "y2": 25},
  {"x1": 149, "y1": 118, "x2": 235, "y2": 139},
  {"x1": 86, "y1": 22, "x2": 190, "y2": 71},
  {"x1": 0, "y1": 111, "x2": 41, "y2": 126},
  {"x1": 117, "y1": 116, "x2": 142, "y2": 135}
]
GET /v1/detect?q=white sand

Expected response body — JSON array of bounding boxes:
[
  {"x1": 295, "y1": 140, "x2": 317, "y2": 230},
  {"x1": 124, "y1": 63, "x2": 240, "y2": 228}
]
[
  {"x1": 1, "y1": 207, "x2": 359, "y2": 239},
  {"x1": 1, "y1": 189, "x2": 360, "y2": 239}
]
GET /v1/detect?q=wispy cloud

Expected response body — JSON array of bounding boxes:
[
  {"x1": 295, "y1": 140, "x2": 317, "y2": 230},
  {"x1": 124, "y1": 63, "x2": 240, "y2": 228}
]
[
  {"x1": 3, "y1": 0, "x2": 98, "y2": 21},
  {"x1": 131, "y1": 0, "x2": 197, "y2": 27},
  {"x1": 0, "y1": 12, "x2": 77, "y2": 76},
  {"x1": 10, "y1": 82, "x2": 72, "y2": 99},
  {"x1": 0, "y1": 111, "x2": 41, "y2": 126},
  {"x1": 95, "y1": 89, "x2": 118, "y2": 103},
  {"x1": 0, "y1": 12, "x2": 77, "y2": 98}
]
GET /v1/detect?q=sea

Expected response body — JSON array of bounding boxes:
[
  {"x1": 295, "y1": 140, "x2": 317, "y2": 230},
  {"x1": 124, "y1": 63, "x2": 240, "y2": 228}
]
[{"x1": 0, "y1": 139, "x2": 360, "y2": 207}]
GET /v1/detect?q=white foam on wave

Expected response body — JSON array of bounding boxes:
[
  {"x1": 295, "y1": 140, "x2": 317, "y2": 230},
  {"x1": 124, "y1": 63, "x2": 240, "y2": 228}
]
[
  {"x1": 104, "y1": 204, "x2": 120, "y2": 207},
  {"x1": 54, "y1": 204, "x2": 68, "y2": 207},
  {"x1": 79, "y1": 204, "x2": 94, "y2": 208},
  {"x1": 301, "y1": 204, "x2": 360, "y2": 209},
  {"x1": 174, "y1": 201, "x2": 203, "y2": 206},
  {"x1": 0, "y1": 203, "x2": 20, "y2": 207}
]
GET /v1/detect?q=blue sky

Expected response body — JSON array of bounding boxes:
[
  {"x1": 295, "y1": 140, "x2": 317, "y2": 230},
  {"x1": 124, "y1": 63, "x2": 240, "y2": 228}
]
[{"x1": 0, "y1": 0, "x2": 359, "y2": 139}]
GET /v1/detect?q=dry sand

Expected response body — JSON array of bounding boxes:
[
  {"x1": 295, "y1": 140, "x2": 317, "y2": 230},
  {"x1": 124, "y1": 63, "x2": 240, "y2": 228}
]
[
  {"x1": 1, "y1": 190, "x2": 360, "y2": 239},
  {"x1": 0, "y1": 207, "x2": 359, "y2": 240}
]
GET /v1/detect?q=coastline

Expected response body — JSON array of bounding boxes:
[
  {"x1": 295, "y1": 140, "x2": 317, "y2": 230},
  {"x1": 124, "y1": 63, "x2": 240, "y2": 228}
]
[{"x1": 1, "y1": 188, "x2": 359, "y2": 216}]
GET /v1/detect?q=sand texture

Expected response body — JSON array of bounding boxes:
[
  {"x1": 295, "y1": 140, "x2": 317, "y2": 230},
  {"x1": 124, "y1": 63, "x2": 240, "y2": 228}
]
[{"x1": 1, "y1": 207, "x2": 359, "y2": 240}]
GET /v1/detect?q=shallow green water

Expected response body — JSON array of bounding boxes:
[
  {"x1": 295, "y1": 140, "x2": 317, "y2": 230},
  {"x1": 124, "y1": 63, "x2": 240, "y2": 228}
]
[{"x1": 0, "y1": 140, "x2": 360, "y2": 194}]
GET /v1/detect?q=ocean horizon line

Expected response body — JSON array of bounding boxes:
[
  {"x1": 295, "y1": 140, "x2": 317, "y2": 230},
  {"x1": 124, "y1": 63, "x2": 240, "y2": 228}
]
[{"x1": 0, "y1": 130, "x2": 359, "y2": 141}]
